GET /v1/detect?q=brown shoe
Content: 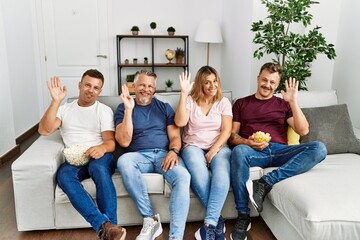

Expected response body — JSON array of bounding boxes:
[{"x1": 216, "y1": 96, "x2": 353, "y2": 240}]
[{"x1": 98, "y1": 222, "x2": 127, "y2": 240}]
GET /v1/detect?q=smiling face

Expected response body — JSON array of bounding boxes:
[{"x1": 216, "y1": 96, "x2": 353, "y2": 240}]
[
  {"x1": 256, "y1": 69, "x2": 280, "y2": 99},
  {"x1": 77, "y1": 75, "x2": 103, "y2": 107},
  {"x1": 133, "y1": 74, "x2": 156, "y2": 105},
  {"x1": 202, "y1": 73, "x2": 218, "y2": 99}
]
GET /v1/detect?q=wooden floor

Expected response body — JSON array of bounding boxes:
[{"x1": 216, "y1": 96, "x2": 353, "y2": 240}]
[{"x1": 0, "y1": 133, "x2": 277, "y2": 240}]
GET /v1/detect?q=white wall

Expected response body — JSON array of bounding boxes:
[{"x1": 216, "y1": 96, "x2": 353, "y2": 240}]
[
  {"x1": 0, "y1": 2, "x2": 16, "y2": 157},
  {"x1": 1, "y1": 0, "x2": 40, "y2": 137},
  {"x1": 333, "y1": 0, "x2": 360, "y2": 128}
]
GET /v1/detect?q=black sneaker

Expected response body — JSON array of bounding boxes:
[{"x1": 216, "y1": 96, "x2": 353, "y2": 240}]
[
  {"x1": 230, "y1": 214, "x2": 251, "y2": 240},
  {"x1": 246, "y1": 178, "x2": 272, "y2": 213}
]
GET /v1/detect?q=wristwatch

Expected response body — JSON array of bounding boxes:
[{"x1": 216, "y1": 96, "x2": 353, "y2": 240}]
[{"x1": 169, "y1": 148, "x2": 180, "y2": 156}]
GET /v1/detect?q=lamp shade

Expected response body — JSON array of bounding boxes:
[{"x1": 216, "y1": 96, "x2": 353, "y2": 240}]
[{"x1": 195, "y1": 20, "x2": 223, "y2": 43}]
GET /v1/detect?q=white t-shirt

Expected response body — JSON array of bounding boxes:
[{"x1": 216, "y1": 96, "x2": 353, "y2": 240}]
[
  {"x1": 182, "y1": 96, "x2": 233, "y2": 150},
  {"x1": 56, "y1": 100, "x2": 114, "y2": 148}
]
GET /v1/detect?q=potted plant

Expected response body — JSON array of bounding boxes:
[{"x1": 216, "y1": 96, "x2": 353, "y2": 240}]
[
  {"x1": 126, "y1": 74, "x2": 135, "y2": 93},
  {"x1": 124, "y1": 59, "x2": 129, "y2": 64},
  {"x1": 167, "y1": 26, "x2": 176, "y2": 36},
  {"x1": 251, "y1": 0, "x2": 336, "y2": 92},
  {"x1": 133, "y1": 58, "x2": 138, "y2": 64},
  {"x1": 175, "y1": 47, "x2": 185, "y2": 64},
  {"x1": 130, "y1": 26, "x2": 139, "y2": 35},
  {"x1": 150, "y1": 22, "x2": 157, "y2": 35},
  {"x1": 165, "y1": 79, "x2": 174, "y2": 91},
  {"x1": 144, "y1": 57, "x2": 148, "y2": 64}
]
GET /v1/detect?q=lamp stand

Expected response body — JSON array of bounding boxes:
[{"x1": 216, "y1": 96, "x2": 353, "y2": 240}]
[{"x1": 206, "y1": 42, "x2": 210, "y2": 66}]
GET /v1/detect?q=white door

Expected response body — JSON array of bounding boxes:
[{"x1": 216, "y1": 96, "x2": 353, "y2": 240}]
[{"x1": 40, "y1": 0, "x2": 110, "y2": 103}]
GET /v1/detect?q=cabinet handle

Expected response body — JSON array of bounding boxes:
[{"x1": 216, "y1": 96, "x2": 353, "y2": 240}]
[{"x1": 96, "y1": 55, "x2": 107, "y2": 59}]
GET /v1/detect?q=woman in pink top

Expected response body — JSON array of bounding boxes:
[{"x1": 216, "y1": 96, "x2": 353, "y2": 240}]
[{"x1": 175, "y1": 66, "x2": 233, "y2": 240}]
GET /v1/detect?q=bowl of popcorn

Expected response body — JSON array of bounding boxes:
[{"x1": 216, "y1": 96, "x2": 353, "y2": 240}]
[
  {"x1": 63, "y1": 144, "x2": 90, "y2": 166},
  {"x1": 251, "y1": 131, "x2": 271, "y2": 143}
]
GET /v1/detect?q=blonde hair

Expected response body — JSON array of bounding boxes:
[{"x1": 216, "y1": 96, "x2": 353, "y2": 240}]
[{"x1": 190, "y1": 66, "x2": 222, "y2": 104}]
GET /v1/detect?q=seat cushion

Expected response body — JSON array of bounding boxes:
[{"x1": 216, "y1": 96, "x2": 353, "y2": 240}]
[
  {"x1": 56, "y1": 172, "x2": 165, "y2": 203},
  {"x1": 266, "y1": 154, "x2": 360, "y2": 240}
]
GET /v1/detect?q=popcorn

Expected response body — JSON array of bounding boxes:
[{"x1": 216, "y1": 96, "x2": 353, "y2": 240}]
[
  {"x1": 252, "y1": 131, "x2": 271, "y2": 143},
  {"x1": 63, "y1": 144, "x2": 90, "y2": 166}
]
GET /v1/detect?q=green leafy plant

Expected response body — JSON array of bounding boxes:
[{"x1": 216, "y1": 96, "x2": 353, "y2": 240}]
[
  {"x1": 150, "y1": 22, "x2": 157, "y2": 29},
  {"x1": 126, "y1": 74, "x2": 135, "y2": 82},
  {"x1": 175, "y1": 47, "x2": 184, "y2": 57},
  {"x1": 167, "y1": 26, "x2": 176, "y2": 33},
  {"x1": 251, "y1": 0, "x2": 336, "y2": 91},
  {"x1": 130, "y1": 26, "x2": 139, "y2": 31},
  {"x1": 165, "y1": 79, "x2": 174, "y2": 87}
]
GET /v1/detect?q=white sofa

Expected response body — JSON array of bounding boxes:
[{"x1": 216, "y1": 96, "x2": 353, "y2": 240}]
[
  {"x1": 262, "y1": 90, "x2": 360, "y2": 240},
  {"x1": 12, "y1": 90, "x2": 360, "y2": 240}
]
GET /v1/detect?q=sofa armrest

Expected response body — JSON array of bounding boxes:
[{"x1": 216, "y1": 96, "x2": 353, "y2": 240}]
[{"x1": 12, "y1": 131, "x2": 64, "y2": 231}]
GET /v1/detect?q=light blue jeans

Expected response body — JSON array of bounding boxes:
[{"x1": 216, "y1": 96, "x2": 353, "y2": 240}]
[
  {"x1": 117, "y1": 149, "x2": 190, "y2": 239},
  {"x1": 231, "y1": 141, "x2": 327, "y2": 215},
  {"x1": 181, "y1": 145, "x2": 231, "y2": 226},
  {"x1": 56, "y1": 153, "x2": 117, "y2": 233}
]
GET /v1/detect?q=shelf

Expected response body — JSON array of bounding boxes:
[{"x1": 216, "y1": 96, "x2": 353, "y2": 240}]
[{"x1": 116, "y1": 34, "x2": 189, "y2": 95}]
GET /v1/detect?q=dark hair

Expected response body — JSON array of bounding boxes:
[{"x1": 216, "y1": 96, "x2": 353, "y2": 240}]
[
  {"x1": 259, "y1": 62, "x2": 283, "y2": 77},
  {"x1": 190, "y1": 65, "x2": 222, "y2": 104},
  {"x1": 81, "y1": 69, "x2": 104, "y2": 84},
  {"x1": 134, "y1": 69, "x2": 157, "y2": 83}
]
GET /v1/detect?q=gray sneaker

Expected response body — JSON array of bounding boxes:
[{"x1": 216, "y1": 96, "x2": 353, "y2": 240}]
[{"x1": 136, "y1": 214, "x2": 163, "y2": 240}]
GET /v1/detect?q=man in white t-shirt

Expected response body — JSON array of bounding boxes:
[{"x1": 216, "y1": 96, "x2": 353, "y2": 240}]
[{"x1": 38, "y1": 69, "x2": 126, "y2": 240}]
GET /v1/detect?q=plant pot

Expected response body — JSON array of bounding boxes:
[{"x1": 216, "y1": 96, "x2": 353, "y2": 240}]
[
  {"x1": 165, "y1": 87, "x2": 173, "y2": 92},
  {"x1": 132, "y1": 31, "x2": 139, "y2": 36},
  {"x1": 127, "y1": 82, "x2": 135, "y2": 93},
  {"x1": 151, "y1": 29, "x2": 155, "y2": 35},
  {"x1": 168, "y1": 31, "x2": 175, "y2": 36},
  {"x1": 176, "y1": 56, "x2": 183, "y2": 64}
]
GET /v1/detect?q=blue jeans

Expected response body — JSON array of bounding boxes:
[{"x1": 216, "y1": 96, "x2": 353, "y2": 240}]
[
  {"x1": 181, "y1": 145, "x2": 231, "y2": 226},
  {"x1": 231, "y1": 141, "x2": 327, "y2": 215},
  {"x1": 117, "y1": 149, "x2": 190, "y2": 239},
  {"x1": 56, "y1": 153, "x2": 117, "y2": 233}
]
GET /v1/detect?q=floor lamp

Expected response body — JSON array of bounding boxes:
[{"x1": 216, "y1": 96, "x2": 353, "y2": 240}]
[{"x1": 195, "y1": 20, "x2": 223, "y2": 66}]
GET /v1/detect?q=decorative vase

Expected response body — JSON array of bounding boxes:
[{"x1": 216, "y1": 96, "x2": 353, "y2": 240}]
[
  {"x1": 151, "y1": 29, "x2": 155, "y2": 35},
  {"x1": 176, "y1": 56, "x2": 183, "y2": 64}
]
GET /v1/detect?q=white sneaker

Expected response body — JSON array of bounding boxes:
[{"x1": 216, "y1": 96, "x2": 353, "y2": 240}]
[{"x1": 136, "y1": 213, "x2": 163, "y2": 240}]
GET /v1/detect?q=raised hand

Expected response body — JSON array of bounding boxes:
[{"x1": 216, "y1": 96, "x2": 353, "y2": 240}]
[
  {"x1": 47, "y1": 77, "x2": 67, "y2": 104},
  {"x1": 120, "y1": 84, "x2": 135, "y2": 110},
  {"x1": 281, "y1": 77, "x2": 299, "y2": 103},
  {"x1": 179, "y1": 71, "x2": 193, "y2": 93}
]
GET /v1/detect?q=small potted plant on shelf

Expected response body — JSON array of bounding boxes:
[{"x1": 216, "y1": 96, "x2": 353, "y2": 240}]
[
  {"x1": 144, "y1": 57, "x2": 148, "y2": 64},
  {"x1": 150, "y1": 22, "x2": 157, "y2": 35},
  {"x1": 124, "y1": 59, "x2": 129, "y2": 64},
  {"x1": 133, "y1": 58, "x2": 138, "y2": 64},
  {"x1": 165, "y1": 79, "x2": 174, "y2": 91},
  {"x1": 126, "y1": 74, "x2": 135, "y2": 93},
  {"x1": 167, "y1": 26, "x2": 176, "y2": 36},
  {"x1": 131, "y1": 26, "x2": 139, "y2": 35},
  {"x1": 175, "y1": 47, "x2": 185, "y2": 64}
]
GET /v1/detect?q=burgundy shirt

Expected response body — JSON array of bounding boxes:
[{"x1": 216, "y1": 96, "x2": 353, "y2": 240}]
[{"x1": 232, "y1": 94, "x2": 293, "y2": 145}]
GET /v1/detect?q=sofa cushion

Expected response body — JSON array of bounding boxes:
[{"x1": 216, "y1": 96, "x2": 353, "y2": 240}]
[
  {"x1": 266, "y1": 154, "x2": 360, "y2": 240},
  {"x1": 55, "y1": 172, "x2": 165, "y2": 203},
  {"x1": 300, "y1": 104, "x2": 360, "y2": 155}
]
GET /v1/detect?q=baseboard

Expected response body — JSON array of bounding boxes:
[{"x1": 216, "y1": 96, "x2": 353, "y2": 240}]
[
  {"x1": 0, "y1": 123, "x2": 39, "y2": 167},
  {"x1": 16, "y1": 123, "x2": 39, "y2": 145},
  {"x1": 0, "y1": 145, "x2": 20, "y2": 167}
]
